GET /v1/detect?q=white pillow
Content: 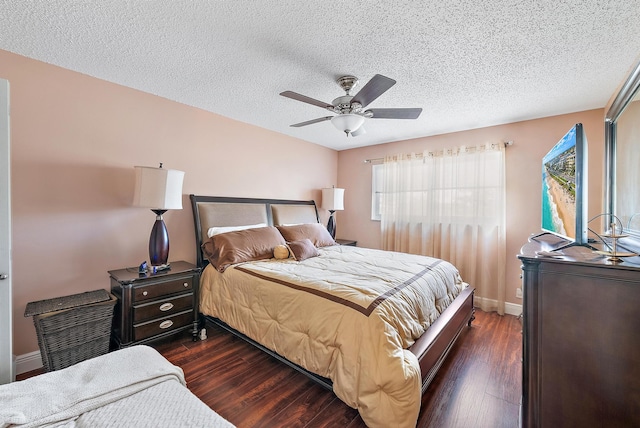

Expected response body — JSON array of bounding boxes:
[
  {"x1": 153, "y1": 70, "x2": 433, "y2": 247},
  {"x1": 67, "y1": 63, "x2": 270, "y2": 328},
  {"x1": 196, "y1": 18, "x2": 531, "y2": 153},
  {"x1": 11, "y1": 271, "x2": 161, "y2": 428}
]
[{"x1": 207, "y1": 223, "x2": 267, "y2": 238}]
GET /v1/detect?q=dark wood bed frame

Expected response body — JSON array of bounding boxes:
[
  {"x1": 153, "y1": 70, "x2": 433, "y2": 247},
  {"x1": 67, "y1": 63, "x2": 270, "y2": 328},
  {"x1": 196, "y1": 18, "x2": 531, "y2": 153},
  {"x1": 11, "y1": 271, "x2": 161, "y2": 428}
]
[{"x1": 190, "y1": 194, "x2": 475, "y2": 394}]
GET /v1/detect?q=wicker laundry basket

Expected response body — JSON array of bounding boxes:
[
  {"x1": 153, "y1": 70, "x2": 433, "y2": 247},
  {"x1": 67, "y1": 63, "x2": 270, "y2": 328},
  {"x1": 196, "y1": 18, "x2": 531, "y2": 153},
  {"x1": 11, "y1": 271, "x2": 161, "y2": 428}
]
[{"x1": 24, "y1": 289, "x2": 116, "y2": 371}]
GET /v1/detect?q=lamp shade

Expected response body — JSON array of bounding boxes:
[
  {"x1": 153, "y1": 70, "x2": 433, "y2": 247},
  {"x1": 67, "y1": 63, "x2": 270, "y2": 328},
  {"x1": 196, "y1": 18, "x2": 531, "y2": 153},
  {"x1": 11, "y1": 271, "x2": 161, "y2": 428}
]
[
  {"x1": 133, "y1": 166, "x2": 185, "y2": 210},
  {"x1": 321, "y1": 187, "x2": 345, "y2": 211},
  {"x1": 331, "y1": 114, "x2": 364, "y2": 135}
]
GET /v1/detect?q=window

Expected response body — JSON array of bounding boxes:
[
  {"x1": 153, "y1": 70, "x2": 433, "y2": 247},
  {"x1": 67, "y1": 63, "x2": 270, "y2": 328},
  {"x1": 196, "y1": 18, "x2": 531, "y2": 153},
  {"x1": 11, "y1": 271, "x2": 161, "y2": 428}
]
[
  {"x1": 380, "y1": 144, "x2": 507, "y2": 314},
  {"x1": 371, "y1": 163, "x2": 383, "y2": 221}
]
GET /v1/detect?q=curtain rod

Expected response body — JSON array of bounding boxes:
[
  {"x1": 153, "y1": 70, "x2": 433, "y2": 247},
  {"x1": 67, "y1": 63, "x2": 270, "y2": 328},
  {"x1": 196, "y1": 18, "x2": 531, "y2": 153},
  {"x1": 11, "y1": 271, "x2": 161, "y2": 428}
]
[{"x1": 363, "y1": 140, "x2": 514, "y2": 164}]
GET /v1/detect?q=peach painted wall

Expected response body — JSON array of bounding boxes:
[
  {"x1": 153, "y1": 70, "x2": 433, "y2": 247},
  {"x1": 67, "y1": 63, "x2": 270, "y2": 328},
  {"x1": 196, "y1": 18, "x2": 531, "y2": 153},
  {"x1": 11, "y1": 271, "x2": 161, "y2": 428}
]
[
  {"x1": 337, "y1": 109, "x2": 605, "y2": 307},
  {"x1": 0, "y1": 50, "x2": 337, "y2": 356}
]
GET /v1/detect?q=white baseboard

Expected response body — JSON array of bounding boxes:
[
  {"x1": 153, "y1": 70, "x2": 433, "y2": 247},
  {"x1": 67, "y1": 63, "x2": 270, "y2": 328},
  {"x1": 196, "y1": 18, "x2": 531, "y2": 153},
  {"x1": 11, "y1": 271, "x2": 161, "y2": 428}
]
[
  {"x1": 504, "y1": 301, "x2": 523, "y2": 316},
  {"x1": 15, "y1": 350, "x2": 42, "y2": 375},
  {"x1": 474, "y1": 296, "x2": 522, "y2": 317}
]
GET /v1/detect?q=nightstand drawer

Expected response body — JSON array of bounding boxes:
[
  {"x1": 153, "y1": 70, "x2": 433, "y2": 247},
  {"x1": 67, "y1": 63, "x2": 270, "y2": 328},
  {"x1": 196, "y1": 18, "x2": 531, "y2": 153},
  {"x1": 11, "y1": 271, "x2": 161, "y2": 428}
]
[
  {"x1": 133, "y1": 293, "x2": 193, "y2": 323},
  {"x1": 133, "y1": 310, "x2": 193, "y2": 341},
  {"x1": 134, "y1": 276, "x2": 193, "y2": 302}
]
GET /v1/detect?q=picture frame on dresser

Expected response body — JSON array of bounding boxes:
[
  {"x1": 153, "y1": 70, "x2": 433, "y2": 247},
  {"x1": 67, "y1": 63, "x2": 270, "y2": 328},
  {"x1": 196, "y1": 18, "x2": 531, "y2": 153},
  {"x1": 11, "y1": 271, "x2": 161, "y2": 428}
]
[{"x1": 109, "y1": 261, "x2": 200, "y2": 348}]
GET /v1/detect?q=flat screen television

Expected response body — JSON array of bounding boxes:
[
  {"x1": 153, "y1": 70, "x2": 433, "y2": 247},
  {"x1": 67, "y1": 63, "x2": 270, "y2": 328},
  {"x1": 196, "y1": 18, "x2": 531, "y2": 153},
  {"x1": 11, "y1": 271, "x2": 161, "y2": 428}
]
[{"x1": 541, "y1": 123, "x2": 588, "y2": 246}]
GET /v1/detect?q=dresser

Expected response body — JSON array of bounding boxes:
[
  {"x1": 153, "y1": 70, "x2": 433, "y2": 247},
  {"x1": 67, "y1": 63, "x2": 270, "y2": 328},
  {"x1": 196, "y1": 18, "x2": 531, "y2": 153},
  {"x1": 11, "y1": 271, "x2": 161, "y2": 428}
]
[
  {"x1": 109, "y1": 261, "x2": 200, "y2": 348},
  {"x1": 518, "y1": 234, "x2": 640, "y2": 427}
]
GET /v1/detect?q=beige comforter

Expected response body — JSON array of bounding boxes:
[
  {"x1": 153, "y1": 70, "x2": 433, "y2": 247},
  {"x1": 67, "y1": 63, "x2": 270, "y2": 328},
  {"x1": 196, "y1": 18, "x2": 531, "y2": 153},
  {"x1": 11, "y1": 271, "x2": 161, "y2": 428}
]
[{"x1": 200, "y1": 245, "x2": 466, "y2": 428}]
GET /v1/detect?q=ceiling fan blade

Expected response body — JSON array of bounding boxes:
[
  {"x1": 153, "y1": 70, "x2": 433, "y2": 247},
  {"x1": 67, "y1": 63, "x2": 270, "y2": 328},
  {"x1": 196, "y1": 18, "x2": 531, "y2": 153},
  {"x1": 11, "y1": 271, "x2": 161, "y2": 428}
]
[
  {"x1": 367, "y1": 108, "x2": 423, "y2": 119},
  {"x1": 280, "y1": 91, "x2": 333, "y2": 110},
  {"x1": 290, "y1": 116, "x2": 333, "y2": 127},
  {"x1": 351, "y1": 74, "x2": 396, "y2": 108}
]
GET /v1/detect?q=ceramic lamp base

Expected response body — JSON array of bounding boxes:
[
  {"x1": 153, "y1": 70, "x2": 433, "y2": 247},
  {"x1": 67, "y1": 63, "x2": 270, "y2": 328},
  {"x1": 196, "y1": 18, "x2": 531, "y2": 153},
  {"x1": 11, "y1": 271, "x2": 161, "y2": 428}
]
[
  {"x1": 149, "y1": 210, "x2": 169, "y2": 267},
  {"x1": 327, "y1": 210, "x2": 336, "y2": 239}
]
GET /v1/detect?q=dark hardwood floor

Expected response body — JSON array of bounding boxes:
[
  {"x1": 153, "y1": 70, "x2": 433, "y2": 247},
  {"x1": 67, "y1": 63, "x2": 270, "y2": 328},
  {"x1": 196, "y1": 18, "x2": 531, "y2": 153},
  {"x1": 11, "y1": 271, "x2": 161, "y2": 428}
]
[
  {"x1": 18, "y1": 309, "x2": 521, "y2": 427},
  {"x1": 153, "y1": 309, "x2": 521, "y2": 428}
]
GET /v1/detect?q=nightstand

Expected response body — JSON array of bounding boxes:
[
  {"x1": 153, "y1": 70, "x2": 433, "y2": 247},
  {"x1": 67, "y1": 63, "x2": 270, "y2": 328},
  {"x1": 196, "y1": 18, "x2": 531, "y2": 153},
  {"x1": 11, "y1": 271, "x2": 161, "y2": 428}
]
[
  {"x1": 336, "y1": 239, "x2": 357, "y2": 247},
  {"x1": 109, "y1": 261, "x2": 200, "y2": 348}
]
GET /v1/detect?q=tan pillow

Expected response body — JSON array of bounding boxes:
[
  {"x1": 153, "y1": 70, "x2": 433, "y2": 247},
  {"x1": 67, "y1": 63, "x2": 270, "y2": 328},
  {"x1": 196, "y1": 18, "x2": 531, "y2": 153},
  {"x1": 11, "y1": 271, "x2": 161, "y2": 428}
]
[
  {"x1": 273, "y1": 244, "x2": 290, "y2": 259},
  {"x1": 202, "y1": 226, "x2": 286, "y2": 272},
  {"x1": 276, "y1": 223, "x2": 336, "y2": 248},
  {"x1": 287, "y1": 239, "x2": 320, "y2": 261}
]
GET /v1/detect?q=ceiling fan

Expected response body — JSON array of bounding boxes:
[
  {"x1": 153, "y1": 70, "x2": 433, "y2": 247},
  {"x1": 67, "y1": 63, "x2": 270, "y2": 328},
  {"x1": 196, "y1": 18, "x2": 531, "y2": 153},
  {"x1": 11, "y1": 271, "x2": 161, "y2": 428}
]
[{"x1": 280, "y1": 74, "x2": 422, "y2": 137}]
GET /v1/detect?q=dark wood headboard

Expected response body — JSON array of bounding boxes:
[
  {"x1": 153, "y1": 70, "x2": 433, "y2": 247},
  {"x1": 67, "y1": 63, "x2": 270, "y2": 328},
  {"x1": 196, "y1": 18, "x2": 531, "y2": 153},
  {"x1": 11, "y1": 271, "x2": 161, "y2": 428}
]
[{"x1": 189, "y1": 195, "x2": 319, "y2": 268}]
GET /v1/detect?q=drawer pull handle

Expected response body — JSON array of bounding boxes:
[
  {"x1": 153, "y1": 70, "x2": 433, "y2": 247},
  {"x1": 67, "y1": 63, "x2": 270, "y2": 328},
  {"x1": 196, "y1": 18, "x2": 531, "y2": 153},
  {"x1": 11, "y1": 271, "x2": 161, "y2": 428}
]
[
  {"x1": 142, "y1": 291, "x2": 148, "y2": 296},
  {"x1": 159, "y1": 303, "x2": 174, "y2": 311},
  {"x1": 159, "y1": 320, "x2": 173, "y2": 329},
  {"x1": 183, "y1": 282, "x2": 189, "y2": 287}
]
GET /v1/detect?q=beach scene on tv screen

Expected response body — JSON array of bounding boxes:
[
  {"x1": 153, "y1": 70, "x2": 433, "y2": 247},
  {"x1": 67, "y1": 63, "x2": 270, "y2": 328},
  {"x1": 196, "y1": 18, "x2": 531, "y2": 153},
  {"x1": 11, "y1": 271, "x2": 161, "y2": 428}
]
[{"x1": 542, "y1": 128, "x2": 577, "y2": 239}]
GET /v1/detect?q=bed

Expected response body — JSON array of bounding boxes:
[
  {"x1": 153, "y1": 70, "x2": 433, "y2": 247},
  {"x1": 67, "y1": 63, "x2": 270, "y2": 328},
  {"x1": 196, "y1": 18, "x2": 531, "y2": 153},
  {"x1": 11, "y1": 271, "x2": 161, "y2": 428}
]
[
  {"x1": 190, "y1": 195, "x2": 475, "y2": 428},
  {"x1": 0, "y1": 345, "x2": 233, "y2": 428}
]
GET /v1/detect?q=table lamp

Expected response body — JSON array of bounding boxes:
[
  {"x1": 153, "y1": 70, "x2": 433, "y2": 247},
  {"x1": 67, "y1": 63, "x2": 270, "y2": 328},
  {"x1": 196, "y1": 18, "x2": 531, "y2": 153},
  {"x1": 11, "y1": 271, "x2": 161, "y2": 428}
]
[
  {"x1": 133, "y1": 163, "x2": 185, "y2": 270},
  {"x1": 321, "y1": 187, "x2": 344, "y2": 239}
]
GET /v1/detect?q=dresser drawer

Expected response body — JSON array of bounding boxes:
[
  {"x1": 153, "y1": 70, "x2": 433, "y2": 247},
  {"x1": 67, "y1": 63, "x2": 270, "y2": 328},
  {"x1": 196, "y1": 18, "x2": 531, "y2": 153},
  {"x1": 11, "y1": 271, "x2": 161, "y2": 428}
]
[
  {"x1": 134, "y1": 276, "x2": 193, "y2": 302},
  {"x1": 133, "y1": 293, "x2": 193, "y2": 323},
  {"x1": 133, "y1": 310, "x2": 193, "y2": 342}
]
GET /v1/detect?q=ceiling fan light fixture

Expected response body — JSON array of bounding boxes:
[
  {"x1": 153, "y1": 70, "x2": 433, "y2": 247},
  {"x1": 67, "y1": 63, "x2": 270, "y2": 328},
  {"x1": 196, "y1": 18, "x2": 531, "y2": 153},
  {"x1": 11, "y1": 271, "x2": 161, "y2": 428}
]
[
  {"x1": 331, "y1": 114, "x2": 364, "y2": 137},
  {"x1": 351, "y1": 126, "x2": 366, "y2": 137}
]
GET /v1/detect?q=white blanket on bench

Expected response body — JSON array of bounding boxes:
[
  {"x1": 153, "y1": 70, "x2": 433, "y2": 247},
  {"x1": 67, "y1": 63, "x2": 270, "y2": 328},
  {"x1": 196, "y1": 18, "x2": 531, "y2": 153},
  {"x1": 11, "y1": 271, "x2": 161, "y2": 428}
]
[{"x1": 0, "y1": 345, "x2": 233, "y2": 428}]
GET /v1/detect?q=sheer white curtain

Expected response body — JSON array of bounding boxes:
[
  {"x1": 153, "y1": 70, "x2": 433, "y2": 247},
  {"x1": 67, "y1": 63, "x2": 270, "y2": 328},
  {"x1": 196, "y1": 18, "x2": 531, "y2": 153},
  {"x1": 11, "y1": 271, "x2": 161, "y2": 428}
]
[{"x1": 381, "y1": 143, "x2": 506, "y2": 314}]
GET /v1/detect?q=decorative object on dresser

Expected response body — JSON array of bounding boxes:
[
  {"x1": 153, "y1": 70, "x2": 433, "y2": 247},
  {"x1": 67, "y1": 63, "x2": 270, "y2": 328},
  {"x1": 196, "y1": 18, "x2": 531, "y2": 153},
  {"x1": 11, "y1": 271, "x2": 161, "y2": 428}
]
[
  {"x1": 109, "y1": 261, "x2": 200, "y2": 348},
  {"x1": 518, "y1": 233, "x2": 640, "y2": 427},
  {"x1": 24, "y1": 289, "x2": 116, "y2": 371},
  {"x1": 592, "y1": 217, "x2": 637, "y2": 262},
  {"x1": 321, "y1": 186, "x2": 344, "y2": 239},
  {"x1": 133, "y1": 163, "x2": 185, "y2": 270}
]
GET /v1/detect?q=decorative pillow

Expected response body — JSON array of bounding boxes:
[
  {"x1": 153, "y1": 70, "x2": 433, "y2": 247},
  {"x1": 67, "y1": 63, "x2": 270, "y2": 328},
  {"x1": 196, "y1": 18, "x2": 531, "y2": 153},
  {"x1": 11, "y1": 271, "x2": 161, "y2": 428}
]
[
  {"x1": 276, "y1": 223, "x2": 337, "y2": 248},
  {"x1": 202, "y1": 226, "x2": 286, "y2": 272},
  {"x1": 273, "y1": 244, "x2": 290, "y2": 259},
  {"x1": 287, "y1": 239, "x2": 320, "y2": 261},
  {"x1": 207, "y1": 223, "x2": 267, "y2": 238}
]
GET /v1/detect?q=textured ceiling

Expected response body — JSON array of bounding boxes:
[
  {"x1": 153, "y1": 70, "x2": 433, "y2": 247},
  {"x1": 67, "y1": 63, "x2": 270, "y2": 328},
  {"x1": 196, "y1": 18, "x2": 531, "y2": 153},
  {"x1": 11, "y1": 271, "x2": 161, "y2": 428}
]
[{"x1": 1, "y1": 1, "x2": 640, "y2": 151}]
